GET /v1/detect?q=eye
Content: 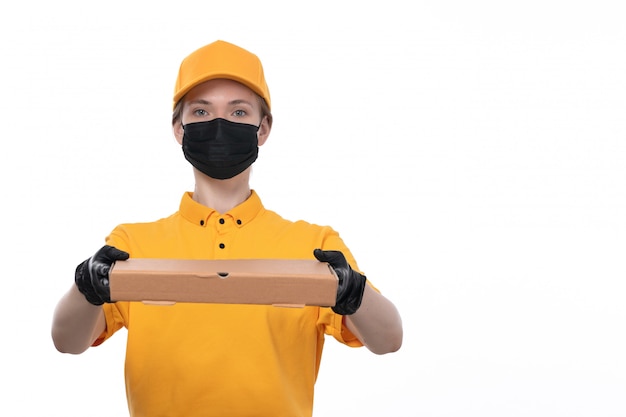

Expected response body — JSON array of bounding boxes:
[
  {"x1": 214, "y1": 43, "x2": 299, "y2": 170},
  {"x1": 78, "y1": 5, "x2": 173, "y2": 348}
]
[
  {"x1": 233, "y1": 109, "x2": 247, "y2": 117},
  {"x1": 193, "y1": 109, "x2": 208, "y2": 117}
]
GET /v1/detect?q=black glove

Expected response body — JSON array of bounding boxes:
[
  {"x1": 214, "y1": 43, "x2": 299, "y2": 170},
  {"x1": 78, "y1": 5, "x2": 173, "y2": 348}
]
[
  {"x1": 314, "y1": 249, "x2": 367, "y2": 315},
  {"x1": 75, "y1": 245, "x2": 130, "y2": 305}
]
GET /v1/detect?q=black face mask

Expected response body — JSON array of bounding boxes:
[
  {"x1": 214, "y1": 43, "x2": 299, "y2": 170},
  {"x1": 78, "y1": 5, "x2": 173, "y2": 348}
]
[{"x1": 182, "y1": 118, "x2": 259, "y2": 180}]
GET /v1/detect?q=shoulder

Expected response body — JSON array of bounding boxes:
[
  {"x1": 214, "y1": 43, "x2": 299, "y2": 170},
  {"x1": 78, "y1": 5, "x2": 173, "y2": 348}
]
[
  {"x1": 260, "y1": 208, "x2": 338, "y2": 236},
  {"x1": 104, "y1": 212, "x2": 181, "y2": 253}
]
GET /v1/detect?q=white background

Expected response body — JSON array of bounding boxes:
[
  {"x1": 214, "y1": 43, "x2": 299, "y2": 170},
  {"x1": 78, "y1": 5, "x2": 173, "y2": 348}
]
[{"x1": 1, "y1": 1, "x2": 625, "y2": 416}]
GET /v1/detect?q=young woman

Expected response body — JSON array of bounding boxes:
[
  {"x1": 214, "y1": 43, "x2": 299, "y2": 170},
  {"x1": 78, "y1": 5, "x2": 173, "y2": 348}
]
[{"x1": 52, "y1": 40, "x2": 403, "y2": 417}]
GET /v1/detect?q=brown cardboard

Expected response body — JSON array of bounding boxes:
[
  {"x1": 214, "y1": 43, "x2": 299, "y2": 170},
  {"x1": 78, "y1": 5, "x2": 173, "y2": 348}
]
[{"x1": 109, "y1": 258, "x2": 338, "y2": 307}]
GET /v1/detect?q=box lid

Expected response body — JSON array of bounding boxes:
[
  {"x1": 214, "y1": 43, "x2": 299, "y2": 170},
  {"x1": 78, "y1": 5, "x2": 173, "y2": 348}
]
[{"x1": 109, "y1": 258, "x2": 338, "y2": 307}]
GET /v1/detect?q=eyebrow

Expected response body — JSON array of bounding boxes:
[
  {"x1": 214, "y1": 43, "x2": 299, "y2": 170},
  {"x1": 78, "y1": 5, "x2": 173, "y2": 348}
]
[
  {"x1": 229, "y1": 99, "x2": 254, "y2": 107},
  {"x1": 187, "y1": 98, "x2": 254, "y2": 107},
  {"x1": 188, "y1": 98, "x2": 211, "y2": 106}
]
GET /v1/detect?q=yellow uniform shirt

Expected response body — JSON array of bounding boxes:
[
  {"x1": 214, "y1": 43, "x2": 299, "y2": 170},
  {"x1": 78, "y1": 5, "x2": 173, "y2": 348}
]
[{"x1": 97, "y1": 191, "x2": 365, "y2": 417}]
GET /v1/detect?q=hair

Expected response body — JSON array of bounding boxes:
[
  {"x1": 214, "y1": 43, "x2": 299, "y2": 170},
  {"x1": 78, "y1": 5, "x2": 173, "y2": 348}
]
[{"x1": 172, "y1": 94, "x2": 273, "y2": 128}]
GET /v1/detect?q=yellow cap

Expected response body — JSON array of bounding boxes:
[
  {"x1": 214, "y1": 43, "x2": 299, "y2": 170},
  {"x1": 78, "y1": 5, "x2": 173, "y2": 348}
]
[{"x1": 173, "y1": 40, "x2": 271, "y2": 110}]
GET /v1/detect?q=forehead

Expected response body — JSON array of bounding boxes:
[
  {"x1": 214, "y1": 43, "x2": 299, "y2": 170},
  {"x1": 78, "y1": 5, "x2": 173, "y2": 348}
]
[{"x1": 184, "y1": 78, "x2": 258, "y2": 103}]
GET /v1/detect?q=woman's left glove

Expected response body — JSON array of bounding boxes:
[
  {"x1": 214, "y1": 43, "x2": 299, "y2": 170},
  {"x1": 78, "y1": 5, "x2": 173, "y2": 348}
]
[{"x1": 313, "y1": 249, "x2": 367, "y2": 315}]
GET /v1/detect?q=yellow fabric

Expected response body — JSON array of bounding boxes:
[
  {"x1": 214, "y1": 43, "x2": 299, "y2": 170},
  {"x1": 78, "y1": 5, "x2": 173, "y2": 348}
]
[
  {"x1": 173, "y1": 40, "x2": 271, "y2": 109},
  {"x1": 98, "y1": 190, "x2": 365, "y2": 417}
]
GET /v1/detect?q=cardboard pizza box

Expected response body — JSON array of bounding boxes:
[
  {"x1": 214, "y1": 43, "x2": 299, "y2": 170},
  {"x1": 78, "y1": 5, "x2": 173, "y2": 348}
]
[{"x1": 109, "y1": 258, "x2": 338, "y2": 307}]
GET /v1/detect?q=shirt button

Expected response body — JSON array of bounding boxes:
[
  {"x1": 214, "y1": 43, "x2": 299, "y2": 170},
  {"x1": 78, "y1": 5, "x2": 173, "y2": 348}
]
[
  {"x1": 219, "y1": 218, "x2": 225, "y2": 224},
  {"x1": 200, "y1": 220, "x2": 205, "y2": 226},
  {"x1": 236, "y1": 219, "x2": 242, "y2": 225},
  {"x1": 219, "y1": 243, "x2": 225, "y2": 249}
]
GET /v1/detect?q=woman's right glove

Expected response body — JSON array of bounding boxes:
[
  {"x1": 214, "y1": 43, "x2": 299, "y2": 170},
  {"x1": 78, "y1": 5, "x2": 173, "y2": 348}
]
[{"x1": 75, "y1": 245, "x2": 130, "y2": 305}]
